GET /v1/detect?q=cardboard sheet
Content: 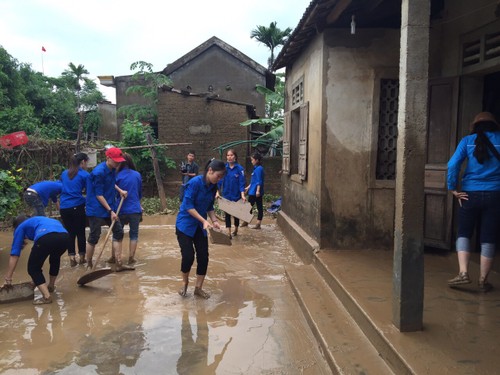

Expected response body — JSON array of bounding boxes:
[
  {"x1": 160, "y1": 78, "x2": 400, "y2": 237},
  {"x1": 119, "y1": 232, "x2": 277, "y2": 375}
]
[{"x1": 217, "y1": 197, "x2": 254, "y2": 223}]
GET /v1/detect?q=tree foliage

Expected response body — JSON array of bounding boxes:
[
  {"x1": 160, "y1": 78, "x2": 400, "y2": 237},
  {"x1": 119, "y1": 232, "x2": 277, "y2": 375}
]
[
  {"x1": 216, "y1": 74, "x2": 286, "y2": 157},
  {"x1": 0, "y1": 46, "x2": 105, "y2": 141},
  {"x1": 118, "y1": 119, "x2": 176, "y2": 183},
  {"x1": 118, "y1": 61, "x2": 173, "y2": 123},
  {"x1": 250, "y1": 22, "x2": 292, "y2": 69}
]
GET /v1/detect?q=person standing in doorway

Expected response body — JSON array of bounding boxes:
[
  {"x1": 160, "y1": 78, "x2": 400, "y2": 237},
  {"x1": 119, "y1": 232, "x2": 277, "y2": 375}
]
[
  {"x1": 216, "y1": 149, "x2": 246, "y2": 238},
  {"x1": 447, "y1": 112, "x2": 500, "y2": 292},
  {"x1": 24, "y1": 180, "x2": 62, "y2": 216},
  {"x1": 176, "y1": 159, "x2": 226, "y2": 299},
  {"x1": 116, "y1": 153, "x2": 143, "y2": 265},
  {"x1": 60, "y1": 152, "x2": 90, "y2": 267},
  {"x1": 180, "y1": 151, "x2": 199, "y2": 202},
  {"x1": 2, "y1": 215, "x2": 70, "y2": 305},
  {"x1": 85, "y1": 147, "x2": 129, "y2": 271},
  {"x1": 244, "y1": 152, "x2": 264, "y2": 230}
]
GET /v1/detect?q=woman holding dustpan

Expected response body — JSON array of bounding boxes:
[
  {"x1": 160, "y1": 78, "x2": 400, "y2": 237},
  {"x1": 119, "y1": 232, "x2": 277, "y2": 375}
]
[{"x1": 176, "y1": 159, "x2": 226, "y2": 299}]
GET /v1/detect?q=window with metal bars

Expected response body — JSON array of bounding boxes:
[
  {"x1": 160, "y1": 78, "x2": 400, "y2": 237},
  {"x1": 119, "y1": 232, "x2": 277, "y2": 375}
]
[{"x1": 376, "y1": 79, "x2": 399, "y2": 180}]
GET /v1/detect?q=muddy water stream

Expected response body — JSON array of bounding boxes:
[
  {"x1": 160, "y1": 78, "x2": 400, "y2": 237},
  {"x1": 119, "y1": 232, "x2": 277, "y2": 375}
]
[{"x1": 0, "y1": 215, "x2": 330, "y2": 374}]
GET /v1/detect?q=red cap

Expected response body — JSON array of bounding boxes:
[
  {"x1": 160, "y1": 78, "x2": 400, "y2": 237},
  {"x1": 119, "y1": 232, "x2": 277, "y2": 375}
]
[{"x1": 105, "y1": 147, "x2": 126, "y2": 162}]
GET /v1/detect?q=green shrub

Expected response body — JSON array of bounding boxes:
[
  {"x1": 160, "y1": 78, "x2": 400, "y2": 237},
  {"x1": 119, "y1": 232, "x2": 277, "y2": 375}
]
[{"x1": 0, "y1": 169, "x2": 23, "y2": 221}]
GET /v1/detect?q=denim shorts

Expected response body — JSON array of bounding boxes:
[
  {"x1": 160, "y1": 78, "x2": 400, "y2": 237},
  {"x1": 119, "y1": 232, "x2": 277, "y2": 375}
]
[
  {"x1": 457, "y1": 191, "x2": 500, "y2": 244},
  {"x1": 119, "y1": 213, "x2": 141, "y2": 241}
]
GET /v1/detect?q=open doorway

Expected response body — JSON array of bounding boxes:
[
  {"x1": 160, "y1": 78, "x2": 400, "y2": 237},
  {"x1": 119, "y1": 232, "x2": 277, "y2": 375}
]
[{"x1": 483, "y1": 71, "x2": 500, "y2": 121}]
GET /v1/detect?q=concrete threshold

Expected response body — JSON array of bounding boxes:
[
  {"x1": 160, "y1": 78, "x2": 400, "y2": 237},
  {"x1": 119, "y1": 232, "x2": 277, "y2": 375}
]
[
  {"x1": 307, "y1": 249, "x2": 500, "y2": 375},
  {"x1": 286, "y1": 264, "x2": 394, "y2": 374}
]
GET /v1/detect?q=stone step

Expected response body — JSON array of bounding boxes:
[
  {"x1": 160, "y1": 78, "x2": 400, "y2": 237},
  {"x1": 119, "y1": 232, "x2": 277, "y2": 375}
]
[
  {"x1": 312, "y1": 254, "x2": 414, "y2": 374},
  {"x1": 286, "y1": 264, "x2": 394, "y2": 374}
]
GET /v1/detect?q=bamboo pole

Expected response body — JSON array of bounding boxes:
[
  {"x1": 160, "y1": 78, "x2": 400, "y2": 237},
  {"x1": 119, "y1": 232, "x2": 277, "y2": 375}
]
[{"x1": 145, "y1": 133, "x2": 167, "y2": 210}]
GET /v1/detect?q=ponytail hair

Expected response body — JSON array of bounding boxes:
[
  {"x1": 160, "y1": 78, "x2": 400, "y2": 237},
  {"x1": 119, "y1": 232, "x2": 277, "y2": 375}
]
[
  {"x1": 251, "y1": 152, "x2": 262, "y2": 165},
  {"x1": 470, "y1": 112, "x2": 500, "y2": 164},
  {"x1": 203, "y1": 158, "x2": 226, "y2": 178},
  {"x1": 68, "y1": 153, "x2": 89, "y2": 179},
  {"x1": 117, "y1": 152, "x2": 136, "y2": 172}
]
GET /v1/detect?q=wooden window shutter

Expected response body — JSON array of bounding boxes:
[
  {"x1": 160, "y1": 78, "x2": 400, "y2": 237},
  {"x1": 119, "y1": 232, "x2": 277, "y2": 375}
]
[
  {"x1": 298, "y1": 102, "x2": 309, "y2": 180},
  {"x1": 282, "y1": 111, "x2": 291, "y2": 175}
]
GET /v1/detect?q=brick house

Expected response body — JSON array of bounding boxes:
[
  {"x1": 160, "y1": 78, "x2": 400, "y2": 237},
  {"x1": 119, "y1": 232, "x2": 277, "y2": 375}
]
[{"x1": 100, "y1": 36, "x2": 280, "y2": 196}]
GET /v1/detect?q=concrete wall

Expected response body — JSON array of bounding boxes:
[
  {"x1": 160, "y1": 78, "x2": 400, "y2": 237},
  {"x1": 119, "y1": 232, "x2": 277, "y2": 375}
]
[
  {"x1": 97, "y1": 102, "x2": 118, "y2": 141},
  {"x1": 157, "y1": 91, "x2": 249, "y2": 195},
  {"x1": 323, "y1": 29, "x2": 400, "y2": 249},
  {"x1": 281, "y1": 34, "x2": 325, "y2": 243},
  {"x1": 168, "y1": 46, "x2": 267, "y2": 118},
  {"x1": 431, "y1": 1, "x2": 499, "y2": 136},
  {"x1": 434, "y1": 0, "x2": 498, "y2": 78}
]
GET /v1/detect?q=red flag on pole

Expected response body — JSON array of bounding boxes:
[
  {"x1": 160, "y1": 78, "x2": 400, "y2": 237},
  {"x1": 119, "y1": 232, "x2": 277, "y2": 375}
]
[{"x1": 42, "y1": 46, "x2": 46, "y2": 52}]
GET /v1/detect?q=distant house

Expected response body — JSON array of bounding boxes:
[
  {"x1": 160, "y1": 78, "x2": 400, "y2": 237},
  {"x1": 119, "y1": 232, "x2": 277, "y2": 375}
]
[{"x1": 99, "y1": 36, "x2": 282, "y2": 196}]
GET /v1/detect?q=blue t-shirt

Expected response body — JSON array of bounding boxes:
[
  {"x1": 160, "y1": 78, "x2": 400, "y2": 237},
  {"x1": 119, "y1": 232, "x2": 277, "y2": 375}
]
[
  {"x1": 218, "y1": 162, "x2": 245, "y2": 202},
  {"x1": 10, "y1": 216, "x2": 68, "y2": 256},
  {"x1": 248, "y1": 165, "x2": 264, "y2": 196},
  {"x1": 116, "y1": 167, "x2": 143, "y2": 214},
  {"x1": 176, "y1": 175, "x2": 217, "y2": 237},
  {"x1": 29, "y1": 181, "x2": 62, "y2": 207},
  {"x1": 86, "y1": 161, "x2": 117, "y2": 218},
  {"x1": 447, "y1": 131, "x2": 500, "y2": 191},
  {"x1": 59, "y1": 168, "x2": 89, "y2": 209}
]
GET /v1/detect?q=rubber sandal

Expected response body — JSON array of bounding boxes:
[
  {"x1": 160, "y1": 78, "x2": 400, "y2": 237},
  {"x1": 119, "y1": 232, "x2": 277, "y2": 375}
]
[
  {"x1": 33, "y1": 296, "x2": 52, "y2": 305},
  {"x1": 48, "y1": 285, "x2": 56, "y2": 293},
  {"x1": 479, "y1": 281, "x2": 493, "y2": 293},
  {"x1": 448, "y1": 272, "x2": 471, "y2": 286},
  {"x1": 194, "y1": 287, "x2": 210, "y2": 299},
  {"x1": 128, "y1": 257, "x2": 136, "y2": 265}
]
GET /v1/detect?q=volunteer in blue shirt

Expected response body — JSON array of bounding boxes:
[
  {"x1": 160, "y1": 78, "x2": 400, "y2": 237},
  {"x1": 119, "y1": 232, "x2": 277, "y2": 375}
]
[
  {"x1": 216, "y1": 149, "x2": 246, "y2": 238},
  {"x1": 85, "y1": 147, "x2": 129, "y2": 271},
  {"x1": 115, "y1": 153, "x2": 143, "y2": 265},
  {"x1": 24, "y1": 180, "x2": 62, "y2": 216},
  {"x1": 60, "y1": 152, "x2": 90, "y2": 267},
  {"x1": 244, "y1": 152, "x2": 264, "y2": 230},
  {"x1": 447, "y1": 112, "x2": 500, "y2": 292},
  {"x1": 176, "y1": 159, "x2": 226, "y2": 299},
  {"x1": 2, "y1": 215, "x2": 69, "y2": 305}
]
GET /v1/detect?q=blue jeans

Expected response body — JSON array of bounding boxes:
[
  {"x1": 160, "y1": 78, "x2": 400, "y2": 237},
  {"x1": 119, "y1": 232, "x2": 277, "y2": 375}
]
[
  {"x1": 119, "y1": 213, "x2": 141, "y2": 241},
  {"x1": 457, "y1": 191, "x2": 500, "y2": 254}
]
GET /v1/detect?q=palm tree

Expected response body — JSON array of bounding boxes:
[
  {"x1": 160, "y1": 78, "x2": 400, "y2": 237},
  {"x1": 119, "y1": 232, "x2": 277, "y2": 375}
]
[
  {"x1": 251, "y1": 22, "x2": 292, "y2": 69},
  {"x1": 62, "y1": 63, "x2": 89, "y2": 151}
]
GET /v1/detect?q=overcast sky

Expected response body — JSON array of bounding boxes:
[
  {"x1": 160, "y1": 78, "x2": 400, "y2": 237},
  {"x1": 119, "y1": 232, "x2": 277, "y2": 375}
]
[{"x1": 0, "y1": 0, "x2": 311, "y2": 103}]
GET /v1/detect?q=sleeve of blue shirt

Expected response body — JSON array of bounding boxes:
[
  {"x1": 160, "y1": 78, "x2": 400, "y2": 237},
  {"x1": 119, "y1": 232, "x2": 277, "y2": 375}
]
[
  {"x1": 93, "y1": 168, "x2": 105, "y2": 197},
  {"x1": 10, "y1": 226, "x2": 26, "y2": 257},
  {"x1": 183, "y1": 180, "x2": 198, "y2": 211},
  {"x1": 239, "y1": 167, "x2": 246, "y2": 193},
  {"x1": 447, "y1": 137, "x2": 468, "y2": 190},
  {"x1": 254, "y1": 167, "x2": 263, "y2": 188}
]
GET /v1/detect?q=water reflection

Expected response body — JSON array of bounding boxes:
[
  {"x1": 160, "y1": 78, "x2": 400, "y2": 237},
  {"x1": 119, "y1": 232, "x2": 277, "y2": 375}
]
[
  {"x1": 177, "y1": 308, "x2": 231, "y2": 374},
  {"x1": 0, "y1": 219, "x2": 330, "y2": 374}
]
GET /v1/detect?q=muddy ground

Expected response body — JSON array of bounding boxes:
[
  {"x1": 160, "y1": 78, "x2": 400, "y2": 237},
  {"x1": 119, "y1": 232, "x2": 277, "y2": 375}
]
[{"x1": 0, "y1": 215, "x2": 330, "y2": 374}]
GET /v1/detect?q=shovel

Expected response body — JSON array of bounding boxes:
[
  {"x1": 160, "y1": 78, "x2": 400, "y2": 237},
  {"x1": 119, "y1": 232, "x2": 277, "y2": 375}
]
[{"x1": 77, "y1": 197, "x2": 125, "y2": 286}]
